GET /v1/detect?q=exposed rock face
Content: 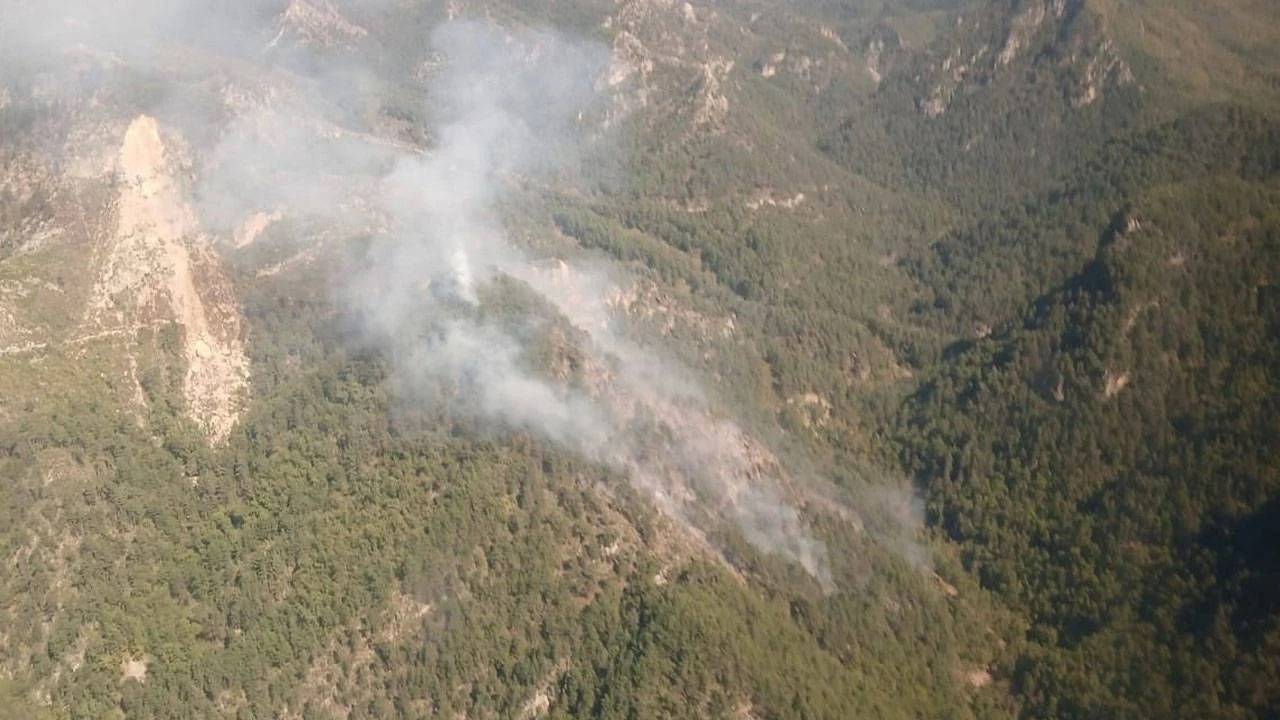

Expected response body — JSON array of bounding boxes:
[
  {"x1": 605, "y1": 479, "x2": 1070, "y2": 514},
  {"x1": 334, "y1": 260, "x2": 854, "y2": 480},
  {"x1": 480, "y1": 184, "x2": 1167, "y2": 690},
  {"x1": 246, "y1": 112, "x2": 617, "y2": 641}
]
[
  {"x1": 1067, "y1": 31, "x2": 1133, "y2": 107},
  {"x1": 601, "y1": 0, "x2": 856, "y2": 134},
  {"x1": 745, "y1": 189, "x2": 805, "y2": 211},
  {"x1": 90, "y1": 116, "x2": 249, "y2": 442},
  {"x1": 270, "y1": 0, "x2": 367, "y2": 50},
  {"x1": 1103, "y1": 369, "x2": 1130, "y2": 398},
  {"x1": 865, "y1": 38, "x2": 885, "y2": 86},
  {"x1": 997, "y1": 0, "x2": 1055, "y2": 67},
  {"x1": 233, "y1": 209, "x2": 282, "y2": 248},
  {"x1": 603, "y1": 0, "x2": 738, "y2": 134},
  {"x1": 966, "y1": 668, "x2": 993, "y2": 687},
  {"x1": 690, "y1": 58, "x2": 734, "y2": 129},
  {"x1": 913, "y1": 0, "x2": 1132, "y2": 117},
  {"x1": 120, "y1": 655, "x2": 148, "y2": 683}
]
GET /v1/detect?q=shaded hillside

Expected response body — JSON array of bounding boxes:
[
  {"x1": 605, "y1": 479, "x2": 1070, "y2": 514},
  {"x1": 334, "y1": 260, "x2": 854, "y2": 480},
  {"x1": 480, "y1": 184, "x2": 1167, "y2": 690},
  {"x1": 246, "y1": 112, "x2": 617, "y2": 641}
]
[{"x1": 899, "y1": 162, "x2": 1280, "y2": 717}]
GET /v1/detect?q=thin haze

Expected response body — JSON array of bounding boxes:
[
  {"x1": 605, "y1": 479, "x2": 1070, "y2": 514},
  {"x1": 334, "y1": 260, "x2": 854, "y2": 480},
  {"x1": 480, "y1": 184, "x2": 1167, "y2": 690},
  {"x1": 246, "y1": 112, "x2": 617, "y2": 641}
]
[
  {"x1": 2, "y1": 1, "x2": 866, "y2": 585},
  {"x1": 349, "y1": 20, "x2": 836, "y2": 584}
]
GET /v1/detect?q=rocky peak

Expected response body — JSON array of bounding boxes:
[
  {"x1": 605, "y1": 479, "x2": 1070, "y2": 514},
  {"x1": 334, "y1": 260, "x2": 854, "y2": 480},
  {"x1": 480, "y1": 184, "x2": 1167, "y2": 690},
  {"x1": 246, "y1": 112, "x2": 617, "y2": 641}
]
[
  {"x1": 89, "y1": 115, "x2": 249, "y2": 443},
  {"x1": 913, "y1": 0, "x2": 1132, "y2": 117}
]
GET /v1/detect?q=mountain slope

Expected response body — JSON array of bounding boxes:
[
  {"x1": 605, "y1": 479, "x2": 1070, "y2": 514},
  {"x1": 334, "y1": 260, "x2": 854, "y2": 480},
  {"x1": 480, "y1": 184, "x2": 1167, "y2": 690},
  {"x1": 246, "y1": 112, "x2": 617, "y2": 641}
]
[
  {"x1": 899, "y1": 170, "x2": 1280, "y2": 717},
  {"x1": 0, "y1": 1, "x2": 1277, "y2": 719},
  {"x1": 0, "y1": 2, "x2": 1011, "y2": 719}
]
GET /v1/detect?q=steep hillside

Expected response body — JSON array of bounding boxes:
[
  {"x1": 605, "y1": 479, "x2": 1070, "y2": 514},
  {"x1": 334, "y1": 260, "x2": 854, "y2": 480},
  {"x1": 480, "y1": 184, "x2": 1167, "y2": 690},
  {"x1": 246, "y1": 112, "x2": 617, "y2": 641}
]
[
  {"x1": 899, "y1": 172, "x2": 1280, "y2": 717},
  {"x1": 0, "y1": 1, "x2": 1277, "y2": 719},
  {"x1": 0, "y1": 2, "x2": 1010, "y2": 719}
]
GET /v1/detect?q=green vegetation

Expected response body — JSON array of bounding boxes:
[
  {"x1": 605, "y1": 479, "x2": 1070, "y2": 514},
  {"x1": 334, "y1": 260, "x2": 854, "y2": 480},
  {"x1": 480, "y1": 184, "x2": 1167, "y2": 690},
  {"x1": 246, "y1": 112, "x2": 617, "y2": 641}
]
[
  {"x1": 2, "y1": 1, "x2": 1279, "y2": 718},
  {"x1": 0, "y1": 268, "x2": 1006, "y2": 719},
  {"x1": 899, "y1": 171, "x2": 1280, "y2": 717}
]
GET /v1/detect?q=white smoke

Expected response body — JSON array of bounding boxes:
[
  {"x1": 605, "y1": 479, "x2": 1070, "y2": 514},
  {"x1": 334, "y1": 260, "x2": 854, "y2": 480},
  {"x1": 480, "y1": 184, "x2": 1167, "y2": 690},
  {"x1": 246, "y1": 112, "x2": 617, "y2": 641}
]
[
  {"x1": 339, "y1": 20, "x2": 838, "y2": 585},
  {"x1": 1, "y1": 3, "x2": 841, "y2": 585}
]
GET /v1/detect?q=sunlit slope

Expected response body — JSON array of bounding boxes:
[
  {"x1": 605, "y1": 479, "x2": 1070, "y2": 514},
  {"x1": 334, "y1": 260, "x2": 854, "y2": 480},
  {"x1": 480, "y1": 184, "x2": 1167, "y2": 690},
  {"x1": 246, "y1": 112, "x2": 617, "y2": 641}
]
[{"x1": 1095, "y1": 0, "x2": 1280, "y2": 109}]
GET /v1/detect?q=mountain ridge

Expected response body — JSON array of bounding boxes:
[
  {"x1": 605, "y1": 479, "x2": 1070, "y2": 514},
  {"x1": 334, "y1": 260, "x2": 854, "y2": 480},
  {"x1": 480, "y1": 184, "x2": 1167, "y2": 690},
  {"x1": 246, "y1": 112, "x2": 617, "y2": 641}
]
[{"x1": 0, "y1": 1, "x2": 1276, "y2": 718}]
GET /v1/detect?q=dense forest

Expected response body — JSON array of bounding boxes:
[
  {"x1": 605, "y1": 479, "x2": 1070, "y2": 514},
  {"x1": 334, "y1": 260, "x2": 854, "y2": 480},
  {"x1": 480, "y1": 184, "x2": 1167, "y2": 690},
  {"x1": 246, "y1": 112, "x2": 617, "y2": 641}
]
[{"x1": 1, "y1": 0, "x2": 1277, "y2": 718}]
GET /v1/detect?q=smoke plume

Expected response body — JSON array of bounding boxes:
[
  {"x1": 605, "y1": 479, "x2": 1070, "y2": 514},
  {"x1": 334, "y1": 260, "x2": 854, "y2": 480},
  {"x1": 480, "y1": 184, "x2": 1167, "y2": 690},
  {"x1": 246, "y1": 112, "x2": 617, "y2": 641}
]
[
  {"x1": 2, "y1": 2, "x2": 841, "y2": 585},
  {"x1": 349, "y1": 21, "x2": 835, "y2": 584}
]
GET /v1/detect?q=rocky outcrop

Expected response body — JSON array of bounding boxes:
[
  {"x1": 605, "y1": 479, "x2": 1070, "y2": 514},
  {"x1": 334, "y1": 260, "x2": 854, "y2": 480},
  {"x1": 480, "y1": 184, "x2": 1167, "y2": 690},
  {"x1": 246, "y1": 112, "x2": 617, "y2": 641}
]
[
  {"x1": 89, "y1": 116, "x2": 249, "y2": 442},
  {"x1": 1103, "y1": 368, "x2": 1130, "y2": 398},
  {"x1": 269, "y1": 0, "x2": 367, "y2": 51},
  {"x1": 912, "y1": 0, "x2": 1133, "y2": 117}
]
